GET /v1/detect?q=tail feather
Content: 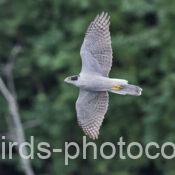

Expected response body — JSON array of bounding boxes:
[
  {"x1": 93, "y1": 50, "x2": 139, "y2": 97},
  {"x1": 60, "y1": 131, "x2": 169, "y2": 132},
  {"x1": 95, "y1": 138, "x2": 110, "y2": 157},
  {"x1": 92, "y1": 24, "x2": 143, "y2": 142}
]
[{"x1": 110, "y1": 84, "x2": 142, "y2": 96}]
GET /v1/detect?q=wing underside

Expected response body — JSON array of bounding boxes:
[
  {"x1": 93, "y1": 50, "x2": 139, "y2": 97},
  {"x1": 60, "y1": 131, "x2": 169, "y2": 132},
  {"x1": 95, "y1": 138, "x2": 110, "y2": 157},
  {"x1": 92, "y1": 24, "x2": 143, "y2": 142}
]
[
  {"x1": 76, "y1": 89, "x2": 109, "y2": 139},
  {"x1": 80, "y1": 12, "x2": 113, "y2": 77}
]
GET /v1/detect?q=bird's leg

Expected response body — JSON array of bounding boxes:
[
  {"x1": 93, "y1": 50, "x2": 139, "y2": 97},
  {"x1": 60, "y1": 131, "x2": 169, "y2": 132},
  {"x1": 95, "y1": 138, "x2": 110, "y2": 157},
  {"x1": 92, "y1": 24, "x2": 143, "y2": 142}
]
[{"x1": 111, "y1": 84, "x2": 124, "y2": 91}]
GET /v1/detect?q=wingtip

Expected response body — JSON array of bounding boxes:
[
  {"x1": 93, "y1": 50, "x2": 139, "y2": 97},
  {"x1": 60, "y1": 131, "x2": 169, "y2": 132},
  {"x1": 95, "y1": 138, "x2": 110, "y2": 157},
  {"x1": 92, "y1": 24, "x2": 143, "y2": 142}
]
[{"x1": 100, "y1": 11, "x2": 110, "y2": 16}]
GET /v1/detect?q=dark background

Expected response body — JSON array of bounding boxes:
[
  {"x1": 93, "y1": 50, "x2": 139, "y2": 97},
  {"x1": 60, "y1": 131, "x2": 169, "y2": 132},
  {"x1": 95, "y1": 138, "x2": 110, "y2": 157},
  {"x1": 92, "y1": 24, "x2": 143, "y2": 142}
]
[{"x1": 0, "y1": 0, "x2": 175, "y2": 174}]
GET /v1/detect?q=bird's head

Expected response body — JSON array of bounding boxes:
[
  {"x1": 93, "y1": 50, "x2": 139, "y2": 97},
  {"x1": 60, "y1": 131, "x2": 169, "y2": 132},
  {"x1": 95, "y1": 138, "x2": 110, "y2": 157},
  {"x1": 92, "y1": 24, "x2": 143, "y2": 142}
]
[{"x1": 64, "y1": 75, "x2": 79, "y2": 86}]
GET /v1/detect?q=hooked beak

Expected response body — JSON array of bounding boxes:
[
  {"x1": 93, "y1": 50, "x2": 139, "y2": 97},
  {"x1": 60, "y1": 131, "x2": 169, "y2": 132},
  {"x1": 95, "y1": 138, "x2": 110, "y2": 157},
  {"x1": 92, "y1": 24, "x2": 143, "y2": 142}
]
[{"x1": 64, "y1": 77, "x2": 69, "y2": 83}]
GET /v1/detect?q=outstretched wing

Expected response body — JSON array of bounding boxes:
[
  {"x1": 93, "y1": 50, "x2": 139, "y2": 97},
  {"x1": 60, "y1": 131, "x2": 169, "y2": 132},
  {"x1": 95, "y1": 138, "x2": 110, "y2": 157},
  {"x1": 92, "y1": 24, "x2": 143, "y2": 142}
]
[
  {"x1": 76, "y1": 89, "x2": 109, "y2": 139},
  {"x1": 80, "y1": 12, "x2": 113, "y2": 77}
]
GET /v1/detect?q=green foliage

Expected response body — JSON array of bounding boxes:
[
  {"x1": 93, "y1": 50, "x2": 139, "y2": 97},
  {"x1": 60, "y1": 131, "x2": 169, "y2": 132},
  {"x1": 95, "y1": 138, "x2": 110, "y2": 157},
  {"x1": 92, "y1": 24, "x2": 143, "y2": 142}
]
[{"x1": 0, "y1": 0, "x2": 175, "y2": 174}]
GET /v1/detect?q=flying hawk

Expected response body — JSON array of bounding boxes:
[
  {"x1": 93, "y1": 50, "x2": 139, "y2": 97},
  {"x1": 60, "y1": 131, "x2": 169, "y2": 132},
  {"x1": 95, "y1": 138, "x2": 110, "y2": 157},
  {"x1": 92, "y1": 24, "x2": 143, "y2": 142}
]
[{"x1": 64, "y1": 12, "x2": 142, "y2": 139}]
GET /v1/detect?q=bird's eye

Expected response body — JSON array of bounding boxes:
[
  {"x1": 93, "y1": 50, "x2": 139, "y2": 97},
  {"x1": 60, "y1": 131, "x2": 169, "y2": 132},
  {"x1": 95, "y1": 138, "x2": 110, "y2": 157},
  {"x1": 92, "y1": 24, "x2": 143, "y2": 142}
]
[{"x1": 71, "y1": 76, "x2": 78, "y2": 81}]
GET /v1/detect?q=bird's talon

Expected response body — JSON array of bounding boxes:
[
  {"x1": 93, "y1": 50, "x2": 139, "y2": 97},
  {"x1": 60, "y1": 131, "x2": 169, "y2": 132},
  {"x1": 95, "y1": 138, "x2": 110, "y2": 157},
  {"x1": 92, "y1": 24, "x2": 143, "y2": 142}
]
[{"x1": 111, "y1": 85, "x2": 123, "y2": 91}]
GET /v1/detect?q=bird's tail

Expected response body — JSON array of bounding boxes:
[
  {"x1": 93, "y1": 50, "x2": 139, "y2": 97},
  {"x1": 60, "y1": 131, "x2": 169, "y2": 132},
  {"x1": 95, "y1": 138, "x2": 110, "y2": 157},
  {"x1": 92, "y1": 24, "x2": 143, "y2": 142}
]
[{"x1": 109, "y1": 82, "x2": 142, "y2": 96}]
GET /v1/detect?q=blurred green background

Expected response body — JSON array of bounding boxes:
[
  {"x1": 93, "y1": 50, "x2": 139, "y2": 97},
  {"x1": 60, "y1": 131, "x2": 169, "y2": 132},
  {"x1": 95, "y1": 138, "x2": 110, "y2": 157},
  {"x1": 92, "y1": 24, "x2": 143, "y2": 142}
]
[{"x1": 0, "y1": 0, "x2": 175, "y2": 175}]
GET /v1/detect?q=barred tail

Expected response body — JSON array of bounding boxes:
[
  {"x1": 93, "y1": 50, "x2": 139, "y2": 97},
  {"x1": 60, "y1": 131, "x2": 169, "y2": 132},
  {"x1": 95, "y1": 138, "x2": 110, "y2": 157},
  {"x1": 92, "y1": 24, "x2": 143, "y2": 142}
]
[{"x1": 109, "y1": 84, "x2": 142, "y2": 96}]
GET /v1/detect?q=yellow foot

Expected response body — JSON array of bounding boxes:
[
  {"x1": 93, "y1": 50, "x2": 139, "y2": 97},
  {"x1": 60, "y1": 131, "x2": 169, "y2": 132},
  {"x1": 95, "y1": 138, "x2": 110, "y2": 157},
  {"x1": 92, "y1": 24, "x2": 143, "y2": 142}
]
[{"x1": 111, "y1": 84, "x2": 124, "y2": 91}]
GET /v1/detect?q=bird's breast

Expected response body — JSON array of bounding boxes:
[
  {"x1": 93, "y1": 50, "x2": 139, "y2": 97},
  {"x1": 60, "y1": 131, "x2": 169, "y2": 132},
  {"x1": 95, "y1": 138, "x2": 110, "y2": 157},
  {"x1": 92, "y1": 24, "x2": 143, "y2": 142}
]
[{"x1": 77, "y1": 74, "x2": 112, "y2": 91}]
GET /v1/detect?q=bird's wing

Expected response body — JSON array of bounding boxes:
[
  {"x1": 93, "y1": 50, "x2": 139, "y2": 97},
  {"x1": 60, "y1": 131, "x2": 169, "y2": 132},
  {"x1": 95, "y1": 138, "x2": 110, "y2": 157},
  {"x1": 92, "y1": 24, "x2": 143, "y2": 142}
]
[
  {"x1": 80, "y1": 12, "x2": 113, "y2": 77},
  {"x1": 76, "y1": 89, "x2": 109, "y2": 139}
]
